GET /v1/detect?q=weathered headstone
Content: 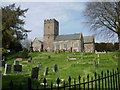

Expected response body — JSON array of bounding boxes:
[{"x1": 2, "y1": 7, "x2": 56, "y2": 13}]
[
  {"x1": 44, "y1": 67, "x2": 48, "y2": 76},
  {"x1": 94, "y1": 60, "x2": 98, "y2": 68},
  {"x1": 2, "y1": 56, "x2": 6, "y2": 61},
  {"x1": 48, "y1": 55, "x2": 51, "y2": 59},
  {"x1": 28, "y1": 57, "x2": 32, "y2": 63},
  {"x1": 56, "y1": 49, "x2": 60, "y2": 53},
  {"x1": 37, "y1": 64, "x2": 42, "y2": 68},
  {"x1": 14, "y1": 60, "x2": 19, "y2": 65},
  {"x1": 28, "y1": 60, "x2": 31, "y2": 63},
  {"x1": 81, "y1": 53, "x2": 84, "y2": 59},
  {"x1": 29, "y1": 57, "x2": 32, "y2": 61},
  {"x1": 2, "y1": 60, "x2": 5, "y2": 67},
  {"x1": 31, "y1": 67, "x2": 39, "y2": 79},
  {"x1": 0, "y1": 71, "x2": 1, "y2": 77},
  {"x1": 4, "y1": 64, "x2": 12, "y2": 75},
  {"x1": 0, "y1": 70, "x2": 1, "y2": 89},
  {"x1": 14, "y1": 65, "x2": 22, "y2": 72},
  {"x1": 63, "y1": 49, "x2": 65, "y2": 52},
  {"x1": 53, "y1": 64, "x2": 58, "y2": 72},
  {"x1": 97, "y1": 54, "x2": 99, "y2": 58},
  {"x1": 97, "y1": 54, "x2": 100, "y2": 64}
]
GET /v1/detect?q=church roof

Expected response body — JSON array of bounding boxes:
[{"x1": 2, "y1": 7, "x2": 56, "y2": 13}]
[
  {"x1": 55, "y1": 34, "x2": 94, "y2": 43},
  {"x1": 33, "y1": 37, "x2": 43, "y2": 42},
  {"x1": 83, "y1": 36, "x2": 94, "y2": 43},
  {"x1": 55, "y1": 33, "x2": 82, "y2": 41}
]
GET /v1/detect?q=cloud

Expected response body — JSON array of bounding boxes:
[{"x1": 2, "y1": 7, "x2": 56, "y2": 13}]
[
  {"x1": 2, "y1": 2, "x2": 88, "y2": 40},
  {"x1": 3, "y1": 0, "x2": 119, "y2": 2},
  {"x1": 2, "y1": 0, "x2": 89, "y2": 2}
]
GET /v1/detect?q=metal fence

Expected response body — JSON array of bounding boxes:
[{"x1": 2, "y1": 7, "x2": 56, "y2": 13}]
[{"x1": 8, "y1": 68, "x2": 120, "y2": 90}]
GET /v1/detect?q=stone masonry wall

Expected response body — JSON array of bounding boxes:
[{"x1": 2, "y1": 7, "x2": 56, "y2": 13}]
[
  {"x1": 84, "y1": 43, "x2": 95, "y2": 52},
  {"x1": 54, "y1": 40, "x2": 82, "y2": 52}
]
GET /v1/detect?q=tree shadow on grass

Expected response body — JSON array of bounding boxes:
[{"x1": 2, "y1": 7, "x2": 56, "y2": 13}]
[{"x1": 2, "y1": 73, "x2": 29, "y2": 89}]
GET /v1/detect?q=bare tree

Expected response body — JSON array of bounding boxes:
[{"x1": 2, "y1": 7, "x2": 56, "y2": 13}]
[{"x1": 85, "y1": 2, "x2": 120, "y2": 50}]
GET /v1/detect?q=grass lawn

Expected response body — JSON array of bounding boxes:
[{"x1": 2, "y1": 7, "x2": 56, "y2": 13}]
[{"x1": 2, "y1": 52, "x2": 119, "y2": 89}]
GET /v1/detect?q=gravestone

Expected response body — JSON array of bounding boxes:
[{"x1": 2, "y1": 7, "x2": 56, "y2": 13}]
[
  {"x1": 63, "y1": 49, "x2": 65, "y2": 52},
  {"x1": 68, "y1": 57, "x2": 77, "y2": 61},
  {"x1": 31, "y1": 67, "x2": 39, "y2": 79},
  {"x1": 0, "y1": 71, "x2": 1, "y2": 77},
  {"x1": 4, "y1": 64, "x2": 12, "y2": 75},
  {"x1": 44, "y1": 67, "x2": 48, "y2": 76},
  {"x1": 37, "y1": 64, "x2": 42, "y2": 68},
  {"x1": 29, "y1": 57, "x2": 32, "y2": 61},
  {"x1": 81, "y1": 53, "x2": 84, "y2": 59},
  {"x1": 2, "y1": 56, "x2": 6, "y2": 61},
  {"x1": 97, "y1": 54, "x2": 99, "y2": 58},
  {"x1": 2, "y1": 60, "x2": 5, "y2": 67},
  {"x1": 97, "y1": 54, "x2": 100, "y2": 64},
  {"x1": 48, "y1": 55, "x2": 51, "y2": 59},
  {"x1": 56, "y1": 49, "x2": 60, "y2": 53},
  {"x1": 14, "y1": 60, "x2": 19, "y2": 65},
  {"x1": 53, "y1": 64, "x2": 58, "y2": 72},
  {"x1": 28, "y1": 57, "x2": 32, "y2": 63},
  {"x1": 14, "y1": 65, "x2": 22, "y2": 72},
  {"x1": 94, "y1": 60, "x2": 98, "y2": 68},
  {"x1": 28, "y1": 60, "x2": 31, "y2": 63}
]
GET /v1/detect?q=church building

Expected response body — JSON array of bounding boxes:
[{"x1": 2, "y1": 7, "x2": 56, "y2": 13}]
[{"x1": 32, "y1": 19, "x2": 95, "y2": 52}]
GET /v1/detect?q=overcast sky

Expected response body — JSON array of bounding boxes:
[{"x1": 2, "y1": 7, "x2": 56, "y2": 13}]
[{"x1": 2, "y1": 1, "x2": 118, "y2": 43}]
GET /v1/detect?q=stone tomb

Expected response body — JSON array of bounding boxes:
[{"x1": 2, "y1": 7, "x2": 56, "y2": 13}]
[
  {"x1": 14, "y1": 65, "x2": 22, "y2": 72},
  {"x1": 44, "y1": 67, "x2": 48, "y2": 76},
  {"x1": 31, "y1": 67, "x2": 39, "y2": 79},
  {"x1": 68, "y1": 58, "x2": 77, "y2": 61},
  {"x1": 67, "y1": 56, "x2": 77, "y2": 61},
  {"x1": 4, "y1": 64, "x2": 12, "y2": 75},
  {"x1": 53, "y1": 64, "x2": 58, "y2": 72}
]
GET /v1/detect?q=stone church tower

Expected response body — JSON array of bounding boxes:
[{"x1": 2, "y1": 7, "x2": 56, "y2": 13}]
[{"x1": 43, "y1": 19, "x2": 59, "y2": 51}]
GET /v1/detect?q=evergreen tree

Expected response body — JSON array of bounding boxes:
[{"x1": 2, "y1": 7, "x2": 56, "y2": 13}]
[{"x1": 2, "y1": 3, "x2": 30, "y2": 52}]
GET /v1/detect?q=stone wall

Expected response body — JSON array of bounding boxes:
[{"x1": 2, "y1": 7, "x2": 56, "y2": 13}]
[
  {"x1": 54, "y1": 40, "x2": 82, "y2": 52},
  {"x1": 84, "y1": 43, "x2": 95, "y2": 52}
]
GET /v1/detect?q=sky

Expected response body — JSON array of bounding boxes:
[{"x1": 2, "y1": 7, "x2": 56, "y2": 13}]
[{"x1": 2, "y1": 1, "x2": 119, "y2": 43}]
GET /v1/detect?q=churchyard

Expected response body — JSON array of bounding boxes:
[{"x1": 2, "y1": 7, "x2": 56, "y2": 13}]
[{"x1": 2, "y1": 51, "x2": 119, "y2": 89}]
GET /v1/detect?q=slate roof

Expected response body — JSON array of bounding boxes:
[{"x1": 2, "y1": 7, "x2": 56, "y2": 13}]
[
  {"x1": 83, "y1": 36, "x2": 94, "y2": 43},
  {"x1": 55, "y1": 33, "x2": 82, "y2": 41},
  {"x1": 55, "y1": 34, "x2": 94, "y2": 43},
  {"x1": 33, "y1": 37, "x2": 43, "y2": 42}
]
